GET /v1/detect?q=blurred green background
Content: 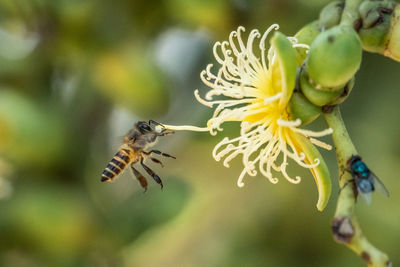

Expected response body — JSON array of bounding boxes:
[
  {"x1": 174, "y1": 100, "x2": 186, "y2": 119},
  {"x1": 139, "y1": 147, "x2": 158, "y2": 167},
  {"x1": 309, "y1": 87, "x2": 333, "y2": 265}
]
[{"x1": 0, "y1": 0, "x2": 399, "y2": 266}]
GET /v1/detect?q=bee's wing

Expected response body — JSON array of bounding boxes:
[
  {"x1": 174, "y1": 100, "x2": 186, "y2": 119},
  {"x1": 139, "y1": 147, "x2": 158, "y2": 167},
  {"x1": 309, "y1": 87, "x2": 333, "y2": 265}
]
[
  {"x1": 370, "y1": 172, "x2": 390, "y2": 197},
  {"x1": 360, "y1": 191, "x2": 372, "y2": 205}
]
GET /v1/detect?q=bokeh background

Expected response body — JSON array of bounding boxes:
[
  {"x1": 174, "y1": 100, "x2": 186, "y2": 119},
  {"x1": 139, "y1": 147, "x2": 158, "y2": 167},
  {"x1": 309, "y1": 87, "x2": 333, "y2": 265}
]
[{"x1": 0, "y1": 0, "x2": 399, "y2": 266}]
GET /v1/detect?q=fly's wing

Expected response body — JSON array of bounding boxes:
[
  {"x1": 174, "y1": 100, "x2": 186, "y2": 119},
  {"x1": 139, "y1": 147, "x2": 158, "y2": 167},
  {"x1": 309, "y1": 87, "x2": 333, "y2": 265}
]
[
  {"x1": 354, "y1": 176, "x2": 373, "y2": 205},
  {"x1": 370, "y1": 172, "x2": 390, "y2": 197},
  {"x1": 359, "y1": 191, "x2": 372, "y2": 205}
]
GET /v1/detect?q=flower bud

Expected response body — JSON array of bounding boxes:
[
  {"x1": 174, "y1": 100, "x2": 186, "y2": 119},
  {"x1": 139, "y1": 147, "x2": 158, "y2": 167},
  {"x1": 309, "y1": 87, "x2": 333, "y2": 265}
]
[
  {"x1": 358, "y1": 0, "x2": 396, "y2": 55},
  {"x1": 306, "y1": 25, "x2": 362, "y2": 89},
  {"x1": 359, "y1": 1, "x2": 394, "y2": 27},
  {"x1": 299, "y1": 71, "x2": 344, "y2": 106},
  {"x1": 329, "y1": 77, "x2": 354, "y2": 105},
  {"x1": 319, "y1": 1, "x2": 345, "y2": 30},
  {"x1": 288, "y1": 91, "x2": 321, "y2": 126}
]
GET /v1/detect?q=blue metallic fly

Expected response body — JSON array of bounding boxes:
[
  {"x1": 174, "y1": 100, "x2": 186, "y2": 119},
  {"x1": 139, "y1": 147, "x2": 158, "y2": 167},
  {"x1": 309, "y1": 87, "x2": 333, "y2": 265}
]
[{"x1": 347, "y1": 155, "x2": 389, "y2": 205}]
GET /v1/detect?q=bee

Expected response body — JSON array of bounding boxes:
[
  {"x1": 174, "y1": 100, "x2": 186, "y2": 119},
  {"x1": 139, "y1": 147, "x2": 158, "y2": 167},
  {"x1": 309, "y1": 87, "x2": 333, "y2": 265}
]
[
  {"x1": 346, "y1": 155, "x2": 389, "y2": 204},
  {"x1": 101, "y1": 120, "x2": 175, "y2": 190}
]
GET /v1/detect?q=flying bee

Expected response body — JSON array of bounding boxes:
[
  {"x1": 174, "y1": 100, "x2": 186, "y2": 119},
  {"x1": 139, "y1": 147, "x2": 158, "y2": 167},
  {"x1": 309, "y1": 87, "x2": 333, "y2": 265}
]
[
  {"x1": 346, "y1": 155, "x2": 389, "y2": 204},
  {"x1": 101, "y1": 120, "x2": 175, "y2": 190}
]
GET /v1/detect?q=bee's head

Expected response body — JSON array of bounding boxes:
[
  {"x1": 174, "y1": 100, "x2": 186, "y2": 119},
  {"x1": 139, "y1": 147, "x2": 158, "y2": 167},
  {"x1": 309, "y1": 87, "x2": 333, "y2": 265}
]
[
  {"x1": 138, "y1": 120, "x2": 174, "y2": 136},
  {"x1": 124, "y1": 121, "x2": 173, "y2": 149},
  {"x1": 123, "y1": 121, "x2": 153, "y2": 143},
  {"x1": 135, "y1": 120, "x2": 174, "y2": 137}
]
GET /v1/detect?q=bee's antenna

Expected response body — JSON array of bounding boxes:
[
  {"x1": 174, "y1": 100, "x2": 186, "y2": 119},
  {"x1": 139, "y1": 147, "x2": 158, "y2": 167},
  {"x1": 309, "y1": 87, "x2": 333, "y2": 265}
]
[{"x1": 149, "y1": 120, "x2": 164, "y2": 128}]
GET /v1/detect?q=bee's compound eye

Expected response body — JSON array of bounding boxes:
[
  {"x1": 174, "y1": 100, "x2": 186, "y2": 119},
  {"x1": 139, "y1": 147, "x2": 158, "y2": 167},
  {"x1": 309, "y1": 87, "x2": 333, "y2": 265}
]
[{"x1": 139, "y1": 123, "x2": 152, "y2": 132}]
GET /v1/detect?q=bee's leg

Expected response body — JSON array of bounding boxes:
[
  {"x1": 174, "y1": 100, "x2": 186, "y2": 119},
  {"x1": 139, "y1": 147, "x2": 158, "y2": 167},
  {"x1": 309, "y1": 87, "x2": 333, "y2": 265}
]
[
  {"x1": 149, "y1": 149, "x2": 176, "y2": 159},
  {"x1": 130, "y1": 164, "x2": 148, "y2": 192},
  {"x1": 158, "y1": 131, "x2": 174, "y2": 137},
  {"x1": 141, "y1": 151, "x2": 165, "y2": 167},
  {"x1": 150, "y1": 157, "x2": 164, "y2": 167},
  {"x1": 140, "y1": 158, "x2": 163, "y2": 189}
]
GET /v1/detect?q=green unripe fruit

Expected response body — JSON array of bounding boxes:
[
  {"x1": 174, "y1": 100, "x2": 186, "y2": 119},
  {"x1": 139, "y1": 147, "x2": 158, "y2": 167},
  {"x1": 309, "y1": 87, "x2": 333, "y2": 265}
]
[
  {"x1": 319, "y1": 1, "x2": 345, "y2": 30},
  {"x1": 299, "y1": 71, "x2": 344, "y2": 106},
  {"x1": 306, "y1": 25, "x2": 362, "y2": 89},
  {"x1": 289, "y1": 91, "x2": 321, "y2": 126}
]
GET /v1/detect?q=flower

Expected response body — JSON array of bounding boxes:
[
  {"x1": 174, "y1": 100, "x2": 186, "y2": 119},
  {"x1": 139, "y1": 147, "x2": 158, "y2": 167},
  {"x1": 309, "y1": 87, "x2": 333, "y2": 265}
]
[{"x1": 163, "y1": 25, "x2": 333, "y2": 210}]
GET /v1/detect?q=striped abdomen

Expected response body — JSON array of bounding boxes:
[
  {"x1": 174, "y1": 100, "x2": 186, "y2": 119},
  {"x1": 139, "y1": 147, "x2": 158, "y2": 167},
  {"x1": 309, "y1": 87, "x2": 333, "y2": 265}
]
[{"x1": 101, "y1": 147, "x2": 134, "y2": 182}]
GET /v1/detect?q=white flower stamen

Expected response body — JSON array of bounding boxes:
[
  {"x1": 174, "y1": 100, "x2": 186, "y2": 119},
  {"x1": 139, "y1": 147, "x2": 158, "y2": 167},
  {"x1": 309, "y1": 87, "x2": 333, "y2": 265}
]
[
  {"x1": 195, "y1": 26, "x2": 333, "y2": 187},
  {"x1": 264, "y1": 92, "x2": 282, "y2": 105},
  {"x1": 170, "y1": 26, "x2": 332, "y2": 188}
]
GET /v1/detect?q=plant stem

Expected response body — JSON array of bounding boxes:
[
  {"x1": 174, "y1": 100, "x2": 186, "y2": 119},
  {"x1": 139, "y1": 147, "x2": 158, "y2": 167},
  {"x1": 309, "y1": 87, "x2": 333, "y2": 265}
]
[
  {"x1": 341, "y1": 0, "x2": 363, "y2": 27},
  {"x1": 324, "y1": 107, "x2": 390, "y2": 267}
]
